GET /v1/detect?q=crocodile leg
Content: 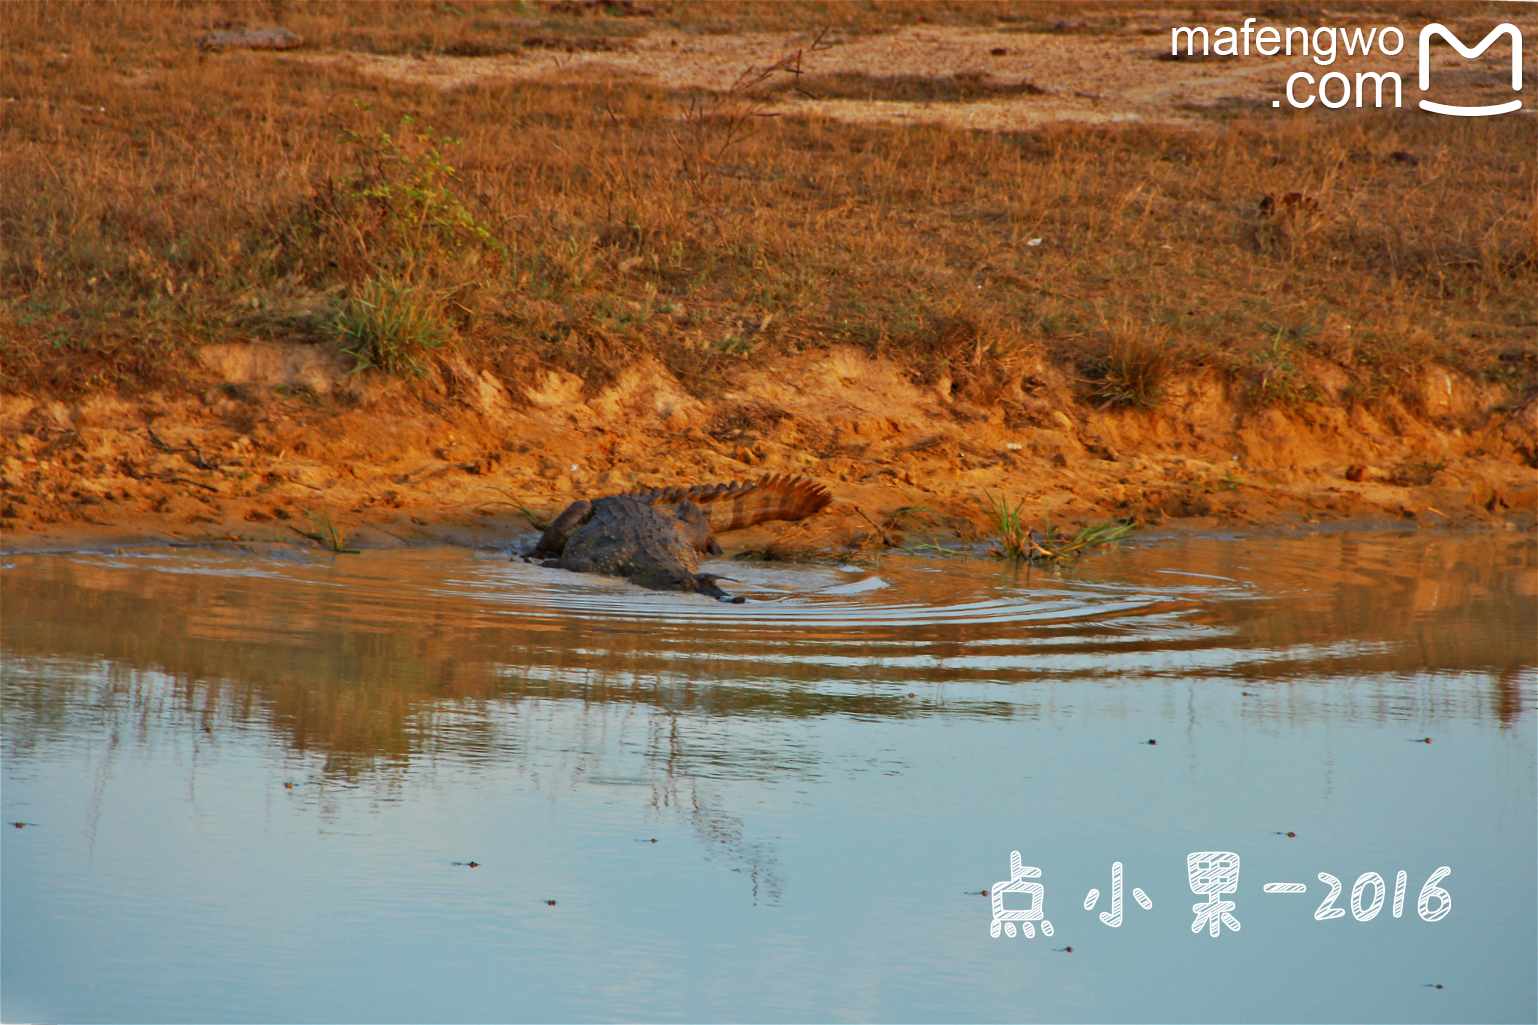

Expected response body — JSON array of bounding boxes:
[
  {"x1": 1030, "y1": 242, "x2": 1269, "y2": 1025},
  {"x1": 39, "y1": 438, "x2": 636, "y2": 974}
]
[{"x1": 529, "y1": 499, "x2": 593, "y2": 558}]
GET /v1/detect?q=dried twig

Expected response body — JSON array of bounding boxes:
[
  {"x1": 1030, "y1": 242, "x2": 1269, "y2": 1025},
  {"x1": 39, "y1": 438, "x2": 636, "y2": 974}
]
[
  {"x1": 146, "y1": 426, "x2": 216, "y2": 470},
  {"x1": 670, "y1": 28, "x2": 831, "y2": 191},
  {"x1": 120, "y1": 458, "x2": 220, "y2": 493},
  {"x1": 854, "y1": 505, "x2": 899, "y2": 547}
]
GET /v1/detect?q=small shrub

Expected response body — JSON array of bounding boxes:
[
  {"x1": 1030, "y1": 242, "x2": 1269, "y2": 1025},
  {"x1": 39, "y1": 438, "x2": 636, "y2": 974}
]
[{"x1": 271, "y1": 116, "x2": 506, "y2": 299}]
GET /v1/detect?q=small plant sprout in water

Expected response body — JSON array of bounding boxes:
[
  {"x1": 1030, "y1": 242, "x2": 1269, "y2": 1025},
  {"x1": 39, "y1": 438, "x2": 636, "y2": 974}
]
[
  {"x1": 301, "y1": 506, "x2": 361, "y2": 553},
  {"x1": 984, "y1": 491, "x2": 1131, "y2": 562},
  {"x1": 985, "y1": 491, "x2": 1033, "y2": 560}
]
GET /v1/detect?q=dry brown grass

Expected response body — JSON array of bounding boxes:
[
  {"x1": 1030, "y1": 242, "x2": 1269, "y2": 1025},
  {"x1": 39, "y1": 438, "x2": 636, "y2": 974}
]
[
  {"x1": 3, "y1": 1, "x2": 1533, "y2": 408},
  {"x1": 1087, "y1": 320, "x2": 1171, "y2": 411}
]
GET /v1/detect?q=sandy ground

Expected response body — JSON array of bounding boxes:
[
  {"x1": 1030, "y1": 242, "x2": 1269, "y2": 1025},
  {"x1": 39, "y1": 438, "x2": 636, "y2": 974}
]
[
  {"x1": 3, "y1": 15, "x2": 1534, "y2": 556},
  {"x1": 303, "y1": 13, "x2": 1531, "y2": 132}
]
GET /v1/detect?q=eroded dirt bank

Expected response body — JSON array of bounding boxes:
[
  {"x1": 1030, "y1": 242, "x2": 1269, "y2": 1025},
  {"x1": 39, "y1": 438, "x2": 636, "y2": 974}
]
[{"x1": 2, "y1": 344, "x2": 1533, "y2": 558}]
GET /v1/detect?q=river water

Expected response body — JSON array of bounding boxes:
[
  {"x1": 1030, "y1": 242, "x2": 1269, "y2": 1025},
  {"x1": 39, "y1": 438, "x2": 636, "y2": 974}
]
[{"x1": 3, "y1": 531, "x2": 1534, "y2": 1023}]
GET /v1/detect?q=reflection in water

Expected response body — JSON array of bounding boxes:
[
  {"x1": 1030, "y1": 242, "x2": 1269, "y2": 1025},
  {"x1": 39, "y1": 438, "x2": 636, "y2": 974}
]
[
  {"x1": 2, "y1": 532, "x2": 1534, "y2": 1023},
  {"x1": 4, "y1": 533, "x2": 1531, "y2": 775}
]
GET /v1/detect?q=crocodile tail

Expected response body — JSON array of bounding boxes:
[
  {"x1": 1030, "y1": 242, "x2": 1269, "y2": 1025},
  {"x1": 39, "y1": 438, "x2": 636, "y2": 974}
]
[
  {"x1": 709, "y1": 473, "x2": 834, "y2": 531},
  {"x1": 627, "y1": 474, "x2": 832, "y2": 532}
]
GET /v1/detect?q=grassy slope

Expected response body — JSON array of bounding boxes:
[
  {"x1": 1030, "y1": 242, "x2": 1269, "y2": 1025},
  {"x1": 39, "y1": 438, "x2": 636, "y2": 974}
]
[{"x1": 2, "y1": 1, "x2": 1533, "y2": 419}]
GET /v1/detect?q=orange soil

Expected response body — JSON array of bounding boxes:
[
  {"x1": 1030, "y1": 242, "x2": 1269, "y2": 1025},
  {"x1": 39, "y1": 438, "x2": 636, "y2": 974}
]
[{"x1": 2, "y1": 342, "x2": 1533, "y2": 557}]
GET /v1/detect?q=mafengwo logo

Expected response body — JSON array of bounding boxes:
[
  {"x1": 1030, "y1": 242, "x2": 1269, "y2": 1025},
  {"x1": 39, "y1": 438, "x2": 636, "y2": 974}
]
[
  {"x1": 1419, "y1": 23, "x2": 1523, "y2": 116},
  {"x1": 1168, "y1": 19, "x2": 1526, "y2": 116}
]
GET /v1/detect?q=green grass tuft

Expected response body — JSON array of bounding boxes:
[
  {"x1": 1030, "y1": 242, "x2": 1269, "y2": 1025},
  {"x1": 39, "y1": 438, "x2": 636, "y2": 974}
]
[
  {"x1": 302, "y1": 506, "x2": 361, "y2": 554},
  {"x1": 336, "y1": 277, "x2": 452, "y2": 377},
  {"x1": 984, "y1": 491, "x2": 1132, "y2": 562},
  {"x1": 984, "y1": 491, "x2": 1035, "y2": 561}
]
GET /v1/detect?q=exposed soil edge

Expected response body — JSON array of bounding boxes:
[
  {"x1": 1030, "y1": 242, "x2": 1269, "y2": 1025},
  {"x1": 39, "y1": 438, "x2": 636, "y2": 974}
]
[{"x1": 2, "y1": 345, "x2": 1534, "y2": 558}]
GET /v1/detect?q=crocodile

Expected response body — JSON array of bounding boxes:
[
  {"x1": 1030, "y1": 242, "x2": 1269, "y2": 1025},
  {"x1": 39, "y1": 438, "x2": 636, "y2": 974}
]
[{"x1": 525, "y1": 474, "x2": 833, "y2": 603}]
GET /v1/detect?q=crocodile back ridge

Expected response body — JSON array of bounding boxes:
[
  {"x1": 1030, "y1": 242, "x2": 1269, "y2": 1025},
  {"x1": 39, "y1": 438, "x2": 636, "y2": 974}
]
[{"x1": 626, "y1": 473, "x2": 832, "y2": 531}]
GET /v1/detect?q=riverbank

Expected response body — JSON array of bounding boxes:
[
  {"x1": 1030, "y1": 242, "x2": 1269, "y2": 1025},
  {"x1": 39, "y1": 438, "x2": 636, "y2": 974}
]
[
  {"x1": 3, "y1": 3, "x2": 1532, "y2": 555},
  {"x1": 3, "y1": 343, "x2": 1533, "y2": 557}
]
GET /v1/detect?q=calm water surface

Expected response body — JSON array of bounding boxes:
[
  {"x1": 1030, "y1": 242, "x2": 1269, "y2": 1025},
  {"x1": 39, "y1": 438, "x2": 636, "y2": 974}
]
[{"x1": 3, "y1": 532, "x2": 1534, "y2": 1024}]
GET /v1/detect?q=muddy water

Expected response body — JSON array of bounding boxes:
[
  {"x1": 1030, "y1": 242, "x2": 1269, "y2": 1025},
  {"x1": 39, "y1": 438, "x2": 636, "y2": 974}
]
[{"x1": 3, "y1": 532, "x2": 1534, "y2": 1024}]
